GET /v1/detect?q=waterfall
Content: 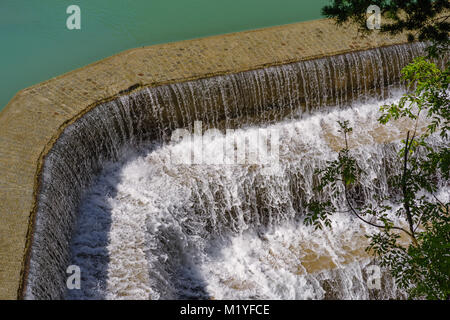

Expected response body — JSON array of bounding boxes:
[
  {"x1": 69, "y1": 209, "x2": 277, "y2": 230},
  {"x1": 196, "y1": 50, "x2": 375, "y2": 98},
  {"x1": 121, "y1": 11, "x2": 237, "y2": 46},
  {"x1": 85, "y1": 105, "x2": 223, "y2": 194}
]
[
  {"x1": 24, "y1": 42, "x2": 443, "y2": 299},
  {"x1": 64, "y1": 95, "x2": 447, "y2": 299}
]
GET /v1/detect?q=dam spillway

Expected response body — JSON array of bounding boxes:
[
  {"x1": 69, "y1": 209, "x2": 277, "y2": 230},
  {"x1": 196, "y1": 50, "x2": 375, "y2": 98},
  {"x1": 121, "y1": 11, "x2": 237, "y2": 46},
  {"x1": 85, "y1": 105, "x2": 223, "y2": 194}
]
[
  {"x1": 25, "y1": 42, "x2": 440, "y2": 299},
  {"x1": 64, "y1": 93, "x2": 446, "y2": 300},
  {"x1": 0, "y1": 18, "x2": 447, "y2": 300}
]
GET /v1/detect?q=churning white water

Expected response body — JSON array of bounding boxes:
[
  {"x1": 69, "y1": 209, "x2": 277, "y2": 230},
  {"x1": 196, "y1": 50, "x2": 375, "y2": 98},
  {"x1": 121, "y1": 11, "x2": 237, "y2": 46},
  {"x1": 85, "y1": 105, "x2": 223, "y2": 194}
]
[
  {"x1": 25, "y1": 42, "x2": 436, "y2": 299},
  {"x1": 66, "y1": 92, "x2": 446, "y2": 300}
]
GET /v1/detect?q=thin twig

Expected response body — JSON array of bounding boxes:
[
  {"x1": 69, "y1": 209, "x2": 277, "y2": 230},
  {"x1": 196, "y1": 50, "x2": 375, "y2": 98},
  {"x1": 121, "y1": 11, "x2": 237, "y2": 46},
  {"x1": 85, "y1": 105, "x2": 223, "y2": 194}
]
[{"x1": 344, "y1": 189, "x2": 414, "y2": 238}]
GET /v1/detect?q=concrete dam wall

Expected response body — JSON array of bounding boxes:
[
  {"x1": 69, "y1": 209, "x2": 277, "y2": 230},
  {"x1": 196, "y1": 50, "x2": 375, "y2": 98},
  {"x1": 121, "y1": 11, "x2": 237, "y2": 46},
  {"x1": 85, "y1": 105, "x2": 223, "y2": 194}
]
[{"x1": 0, "y1": 18, "x2": 439, "y2": 299}]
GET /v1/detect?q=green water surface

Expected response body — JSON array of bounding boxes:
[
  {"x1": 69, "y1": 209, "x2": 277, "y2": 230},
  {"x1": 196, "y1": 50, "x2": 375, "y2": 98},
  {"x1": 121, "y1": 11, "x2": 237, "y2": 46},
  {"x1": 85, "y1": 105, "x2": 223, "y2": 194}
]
[{"x1": 0, "y1": 0, "x2": 328, "y2": 111}]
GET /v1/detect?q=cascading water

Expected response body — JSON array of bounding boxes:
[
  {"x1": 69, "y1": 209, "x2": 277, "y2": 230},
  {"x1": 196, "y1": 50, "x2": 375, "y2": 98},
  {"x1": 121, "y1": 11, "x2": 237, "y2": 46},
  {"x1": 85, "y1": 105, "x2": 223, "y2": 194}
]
[
  {"x1": 24, "y1": 42, "x2": 446, "y2": 299},
  {"x1": 64, "y1": 95, "x2": 447, "y2": 299}
]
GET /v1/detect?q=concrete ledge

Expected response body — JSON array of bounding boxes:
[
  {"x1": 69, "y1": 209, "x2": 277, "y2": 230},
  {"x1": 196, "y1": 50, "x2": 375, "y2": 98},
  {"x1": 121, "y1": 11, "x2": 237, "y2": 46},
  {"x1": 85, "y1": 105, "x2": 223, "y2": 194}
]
[{"x1": 0, "y1": 18, "x2": 417, "y2": 299}]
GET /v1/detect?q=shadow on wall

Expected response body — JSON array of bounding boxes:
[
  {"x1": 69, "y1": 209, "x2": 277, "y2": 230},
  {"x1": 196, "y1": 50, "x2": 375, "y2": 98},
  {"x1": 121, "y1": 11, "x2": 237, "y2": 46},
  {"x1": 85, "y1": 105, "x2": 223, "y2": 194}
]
[{"x1": 65, "y1": 147, "x2": 212, "y2": 300}]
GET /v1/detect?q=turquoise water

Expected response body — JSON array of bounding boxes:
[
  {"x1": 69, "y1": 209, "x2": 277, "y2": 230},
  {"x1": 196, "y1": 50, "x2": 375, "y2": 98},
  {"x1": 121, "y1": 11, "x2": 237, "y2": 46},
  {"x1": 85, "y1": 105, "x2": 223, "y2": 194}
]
[{"x1": 0, "y1": 0, "x2": 327, "y2": 111}]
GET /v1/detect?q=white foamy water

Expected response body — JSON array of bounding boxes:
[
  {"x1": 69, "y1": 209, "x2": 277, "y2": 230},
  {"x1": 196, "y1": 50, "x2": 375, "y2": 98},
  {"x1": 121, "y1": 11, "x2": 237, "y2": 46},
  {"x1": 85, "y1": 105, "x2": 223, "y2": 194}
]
[{"x1": 66, "y1": 93, "x2": 446, "y2": 300}]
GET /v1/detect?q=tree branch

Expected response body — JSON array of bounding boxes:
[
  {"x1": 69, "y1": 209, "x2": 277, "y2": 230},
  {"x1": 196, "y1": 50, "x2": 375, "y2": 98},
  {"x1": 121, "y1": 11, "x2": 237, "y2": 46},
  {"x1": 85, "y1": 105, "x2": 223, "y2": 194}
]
[
  {"x1": 402, "y1": 131, "x2": 417, "y2": 240},
  {"x1": 344, "y1": 189, "x2": 414, "y2": 239}
]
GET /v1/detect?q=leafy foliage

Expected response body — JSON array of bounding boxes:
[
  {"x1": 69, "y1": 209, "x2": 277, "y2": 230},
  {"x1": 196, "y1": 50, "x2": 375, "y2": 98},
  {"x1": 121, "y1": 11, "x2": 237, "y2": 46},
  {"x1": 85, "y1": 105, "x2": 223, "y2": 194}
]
[
  {"x1": 305, "y1": 56, "x2": 449, "y2": 298},
  {"x1": 380, "y1": 57, "x2": 449, "y2": 182},
  {"x1": 322, "y1": 0, "x2": 450, "y2": 57},
  {"x1": 306, "y1": 1, "x2": 450, "y2": 299}
]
